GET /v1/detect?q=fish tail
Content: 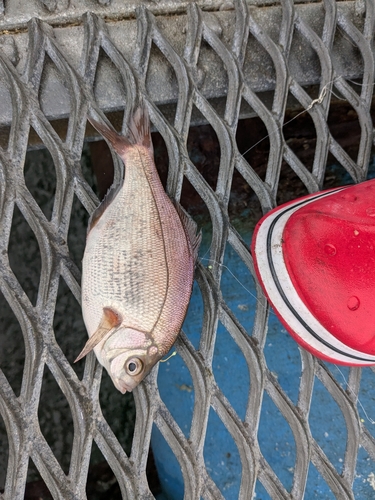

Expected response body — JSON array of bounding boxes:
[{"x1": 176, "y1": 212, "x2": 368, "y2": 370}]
[
  {"x1": 86, "y1": 102, "x2": 154, "y2": 232},
  {"x1": 88, "y1": 101, "x2": 152, "y2": 154},
  {"x1": 88, "y1": 116, "x2": 131, "y2": 155},
  {"x1": 126, "y1": 103, "x2": 153, "y2": 150}
]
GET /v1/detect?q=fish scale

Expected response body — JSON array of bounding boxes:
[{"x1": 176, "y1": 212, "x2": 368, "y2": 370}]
[
  {"x1": 83, "y1": 156, "x2": 169, "y2": 333},
  {"x1": 77, "y1": 104, "x2": 201, "y2": 393}
]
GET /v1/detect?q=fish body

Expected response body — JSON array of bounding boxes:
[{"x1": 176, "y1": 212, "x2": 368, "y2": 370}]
[{"x1": 77, "y1": 105, "x2": 201, "y2": 393}]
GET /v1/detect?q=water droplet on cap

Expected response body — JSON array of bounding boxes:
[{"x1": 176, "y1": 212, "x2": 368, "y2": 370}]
[
  {"x1": 324, "y1": 243, "x2": 336, "y2": 256},
  {"x1": 347, "y1": 296, "x2": 360, "y2": 311},
  {"x1": 366, "y1": 207, "x2": 375, "y2": 217},
  {"x1": 341, "y1": 193, "x2": 357, "y2": 202}
]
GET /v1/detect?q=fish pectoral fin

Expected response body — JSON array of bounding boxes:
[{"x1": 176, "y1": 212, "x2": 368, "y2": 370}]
[
  {"x1": 74, "y1": 328, "x2": 109, "y2": 362},
  {"x1": 173, "y1": 201, "x2": 202, "y2": 262},
  {"x1": 75, "y1": 307, "x2": 122, "y2": 363}
]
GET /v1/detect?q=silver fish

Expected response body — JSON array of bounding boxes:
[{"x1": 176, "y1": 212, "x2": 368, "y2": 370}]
[{"x1": 76, "y1": 104, "x2": 201, "y2": 393}]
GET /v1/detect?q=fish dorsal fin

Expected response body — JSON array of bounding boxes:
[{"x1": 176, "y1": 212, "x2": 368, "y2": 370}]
[
  {"x1": 126, "y1": 102, "x2": 153, "y2": 151},
  {"x1": 75, "y1": 307, "x2": 122, "y2": 362},
  {"x1": 173, "y1": 202, "x2": 202, "y2": 262}
]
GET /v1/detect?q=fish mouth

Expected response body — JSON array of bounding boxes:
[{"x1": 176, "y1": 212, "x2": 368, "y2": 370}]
[{"x1": 113, "y1": 378, "x2": 133, "y2": 394}]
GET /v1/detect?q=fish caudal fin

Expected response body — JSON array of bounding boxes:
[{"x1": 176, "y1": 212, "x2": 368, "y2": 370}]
[
  {"x1": 88, "y1": 117, "x2": 131, "y2": 155},
  {"x1": 87, "y1": 102, "x2": 153, "y2": 231},
  {"x1": 126, "y1": 103, "x2": 153, "y2": 150},
  {"x1": 88, "y1": 101, "x2": 152, "y2": 153}
]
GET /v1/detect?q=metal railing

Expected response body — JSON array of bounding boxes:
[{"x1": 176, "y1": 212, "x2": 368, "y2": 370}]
[{"x1": 0, "y1": 0, "x2": 374, "y2": 498}]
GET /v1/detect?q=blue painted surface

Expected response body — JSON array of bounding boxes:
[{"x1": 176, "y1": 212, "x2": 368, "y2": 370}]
[{"x1": 152, "y1": 197, "x2": 375, "y2": 499}]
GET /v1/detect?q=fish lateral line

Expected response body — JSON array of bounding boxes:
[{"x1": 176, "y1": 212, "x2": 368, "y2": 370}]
[
  {"x1": 88, "y1": 103, "x2": 201, "y2": 264},
  {"x1": 80, "y1": 101, "x2": 202, "y2": 393}
]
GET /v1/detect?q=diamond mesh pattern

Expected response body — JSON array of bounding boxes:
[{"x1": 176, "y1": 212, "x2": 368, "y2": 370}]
[{"x1": 0, "y1": 1, "x2": 375, "y2": 498}]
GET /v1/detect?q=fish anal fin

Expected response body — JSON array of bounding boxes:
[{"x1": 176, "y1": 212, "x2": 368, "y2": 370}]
[
  {"x1": 75, "y1": 307, "x2": 122, "y2": 362},
  {"x1": 87, "y1": 116, "x2": 130, "y2": 232},
  {"x1": 173, "y1": 202, "x2": 202, "y2": 262}
]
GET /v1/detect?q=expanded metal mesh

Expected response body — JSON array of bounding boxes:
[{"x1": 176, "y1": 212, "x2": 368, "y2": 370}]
[{"x1": 0, "y1": 0, "x2": 375, "y2": 498}]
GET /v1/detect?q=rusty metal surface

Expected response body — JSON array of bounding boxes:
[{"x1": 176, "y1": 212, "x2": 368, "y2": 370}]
[{"x1": 0, "y1": 0, "x2": 374, "y2": 499}]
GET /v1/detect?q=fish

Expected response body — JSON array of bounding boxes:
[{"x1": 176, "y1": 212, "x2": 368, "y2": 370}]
[{"x1": 75, "y1": 103, "x2": 201, "y2": 393}]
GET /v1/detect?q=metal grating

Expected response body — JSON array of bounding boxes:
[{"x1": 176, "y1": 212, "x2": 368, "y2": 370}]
[{"x1": 0, "y1": 0, "x2": 375, "y2": 498}]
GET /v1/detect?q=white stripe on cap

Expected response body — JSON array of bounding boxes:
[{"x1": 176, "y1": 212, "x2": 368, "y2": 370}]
[{"x1": 254, "y1": 188, "x2": 375, "y2": 365}]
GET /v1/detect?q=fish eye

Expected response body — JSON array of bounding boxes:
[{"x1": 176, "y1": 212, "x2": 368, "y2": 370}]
[{"x1": 125, "y1": 357, "x2": 143, "y2": 376}]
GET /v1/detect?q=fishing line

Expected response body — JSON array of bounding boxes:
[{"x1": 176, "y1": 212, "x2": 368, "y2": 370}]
[
  {"x1": 198, "y1": 257, "x2": 375, "y2": 425},
  {"x1": 240, "y1": 78, "x2": 347, "y2": 159},
  {"x1": 194, "y1": 76, "x2": 375, "y2": 425},
  {"x1": 333, "y1": 364, "x2": 375, "y2": 425},
  {"x1": 346, "y1": 78, "x2": 375, "y2": 87},
  {"x1": 203, "y1": 255, "x2": 375, "y2": 425},
  {"x1": 239, "y1": 76, "x2": 375, "y2": 162},
  {"x1": 202, "y1": 255, "x2": 375, "y2": 423},
  {"x1": 200, "y1": 257, "x2": 375, "y2": 427},
  {"x1": 336, "y1": 25, "x2": 359, "y2": 49},
  {"x1": 200, "y1": 255, "x2": 276, "y2": 316},
  {"x1": 196, "y1": 76, "x2": 363, "y2": 313},
  {"x1": 345, "y1": 78, "x2": 375, "y2": 92},
  {"x1": 193, "y1": 79, "x2": 363, "y2": 323}
]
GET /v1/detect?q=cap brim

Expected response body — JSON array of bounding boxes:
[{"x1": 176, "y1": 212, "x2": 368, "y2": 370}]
[{"x1": 252, "y1": 187, "x2": 375, "y2": 366}]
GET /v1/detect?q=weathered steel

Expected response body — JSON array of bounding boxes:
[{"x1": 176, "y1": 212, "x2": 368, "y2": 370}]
[
  {"x1": 0, "y1": 1, "x2": 371, "y2": 129},
  {"x1": 0, "y1": 0, "x2": 374, "y2": 499}
]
